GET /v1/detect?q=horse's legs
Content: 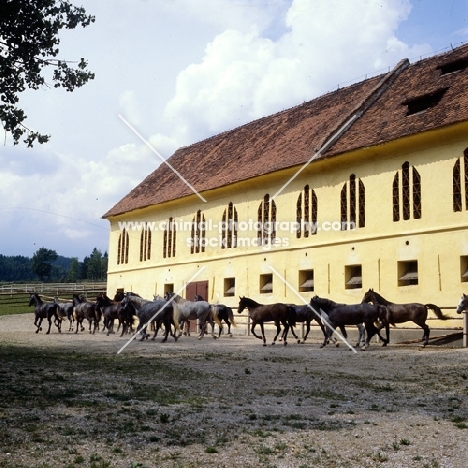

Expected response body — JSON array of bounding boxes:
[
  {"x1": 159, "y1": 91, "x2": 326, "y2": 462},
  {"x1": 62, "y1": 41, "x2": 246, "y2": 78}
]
[
  {"x1": 422, "y1": 324, "x2": 430, "y2": 345},
  {"x1": 363, "y1": 322, "x2": 382, "y2": 350},
  {"x1": 288, "y1": 321, "x2": 300, "y2": 343},
  {"x1": 198, "y1": 319, "x2": 205, "y2": 339},
  {"x1": 259, "y1": 323, "x2": 267, "y2": 346},
  {"x1": 355, "y1": 323, "x2": 365, "y2": 347},
  {"x1": 300, "y1": 321, "x2": 310, "y2": 344},
  {"x1": 281, "y1": 320, "x2": 289, "y2": 346},
  {"x1": 46, "y1": 316, "x2": 53, "y2": 334},
  {"x1": 35, "y1": 315, "x2": 42, "y2": 333},
  {"x1": 272, "y1": 321, "x2": 282, "y2": 345}
]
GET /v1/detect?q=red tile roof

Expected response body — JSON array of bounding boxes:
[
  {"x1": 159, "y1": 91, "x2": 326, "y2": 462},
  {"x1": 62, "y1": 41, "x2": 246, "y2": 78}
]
[{"x1": 104, "y1": 43, "x2": 468, "y2": 218}]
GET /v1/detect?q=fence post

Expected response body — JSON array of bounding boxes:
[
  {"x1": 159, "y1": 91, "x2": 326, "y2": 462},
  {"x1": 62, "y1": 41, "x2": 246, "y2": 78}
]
[{"x1": 464, "y1": 312, "x2": 468, "y2": 348}]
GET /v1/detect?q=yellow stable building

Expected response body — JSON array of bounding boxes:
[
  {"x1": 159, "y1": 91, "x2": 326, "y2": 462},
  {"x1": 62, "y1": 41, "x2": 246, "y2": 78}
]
[{"x1": 103, "y1": 43, "x2": 468, "y2": 333}]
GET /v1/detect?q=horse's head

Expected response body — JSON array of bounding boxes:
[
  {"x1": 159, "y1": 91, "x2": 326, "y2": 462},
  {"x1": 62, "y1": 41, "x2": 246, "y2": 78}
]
[
  {"x1": 164, "y1": 291, "x2": 174, "y2": 301},
  {"x1": 362, "y1": 288, "x2": 375, "y2": 304},
  {"x1": 237, "y1": 296, "x2": 247, "y2": 314},
  {"x1": 456, "y1": 293, "x2": 468, "y2": 314},
  {"x1": 114, "y1": 291, "x2": 125, "y2": 302},
  {"x1": 28, "y1": 293, "x2": 36, "y2": 307}
]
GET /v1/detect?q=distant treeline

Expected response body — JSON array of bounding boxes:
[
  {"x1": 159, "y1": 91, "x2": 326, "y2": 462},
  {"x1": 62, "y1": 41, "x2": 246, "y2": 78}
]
[{"x1": 0, "y1": 248, "x2": 108, "y2": 282}]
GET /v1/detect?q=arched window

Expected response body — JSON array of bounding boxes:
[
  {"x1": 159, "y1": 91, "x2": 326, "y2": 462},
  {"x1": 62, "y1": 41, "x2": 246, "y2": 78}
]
[
  {"x1": 163, "y1": 218, "x2": 176, "y2": 258},
  {"x1": 453, "y1": 150, "x2": 468, "y2": 212},
  {"x1": 296, "y1": 185, "x2": 318, "y2": 238},
  {"x1": 393, "y1": 161, "x2": 422, "y2": 221},
  {"x1": 393, "y1": 172, "x2": 400, "y2": 221},
  {"x1": 139, "y1": 224, "x2": 151, "y2": 262},
  {"x1": 341, "y1": 175, "x2": 365, "y2": 230},
  {"x1": 221, "y1": 202, "x2": 238, "y2": 249},
  {"x1": 190, "y1": 210, "x2": 205, "y2": 254},
  {"x1": 117, "y1": 228, "x2": 129, "y2": 264},
  {"x1": 257, "y1": 194, "x2": 276, "y2": 245}
]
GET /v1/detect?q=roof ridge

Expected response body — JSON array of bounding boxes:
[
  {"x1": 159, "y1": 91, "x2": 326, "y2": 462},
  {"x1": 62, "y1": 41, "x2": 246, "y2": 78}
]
[{"x1": 315, "y1": 58, "x2": 410, "y2": 158}]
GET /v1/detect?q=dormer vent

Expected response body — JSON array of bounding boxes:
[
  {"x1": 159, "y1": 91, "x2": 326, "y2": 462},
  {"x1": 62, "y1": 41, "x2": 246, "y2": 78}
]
[
  {"x1": 403, "y1": 88, "x2": 448, "y2": 116},
  {"x1": 438, "y1": 57, "x2": 468, "y2": 75}
]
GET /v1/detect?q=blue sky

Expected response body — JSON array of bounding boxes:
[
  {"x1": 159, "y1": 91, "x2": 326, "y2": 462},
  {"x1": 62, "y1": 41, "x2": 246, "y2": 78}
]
[{"x1": 1, "y1": 0, "x2": 467, "y2": 261}]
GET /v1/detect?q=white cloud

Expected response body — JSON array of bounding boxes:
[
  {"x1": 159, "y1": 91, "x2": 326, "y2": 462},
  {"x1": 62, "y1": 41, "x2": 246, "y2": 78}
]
[{"x1": 162, "y1": 0, "x2": 431, "y2": 145}]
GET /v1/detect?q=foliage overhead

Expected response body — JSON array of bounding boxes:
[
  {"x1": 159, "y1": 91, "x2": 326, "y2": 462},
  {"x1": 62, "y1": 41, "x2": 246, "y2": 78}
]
[{"x1": 0, "y1": 0, "x2": 95, "y2": 146}]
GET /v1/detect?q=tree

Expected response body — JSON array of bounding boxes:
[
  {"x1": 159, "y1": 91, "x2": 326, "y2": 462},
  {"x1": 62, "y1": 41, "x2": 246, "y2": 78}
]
[
  {"x1": 67, "y1": 257, "x2": 80, "y2": 282},
  {"x1": 0, "y1": 0, "x2": 95, "y2": 146},
  {"x1": 31, "y1": 247, "x2": 58, "y2": 281}
]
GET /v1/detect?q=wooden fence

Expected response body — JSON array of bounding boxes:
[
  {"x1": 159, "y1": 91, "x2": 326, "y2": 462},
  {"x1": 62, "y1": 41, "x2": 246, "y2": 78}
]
[{"x1": 0, "y1": 283, "x2": 107, "y2": 311}]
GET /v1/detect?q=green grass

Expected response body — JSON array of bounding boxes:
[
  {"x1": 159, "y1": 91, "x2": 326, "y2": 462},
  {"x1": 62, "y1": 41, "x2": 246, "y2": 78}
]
[{"x1": 0, "y1": 293, "x2": 32, "y2": 316}]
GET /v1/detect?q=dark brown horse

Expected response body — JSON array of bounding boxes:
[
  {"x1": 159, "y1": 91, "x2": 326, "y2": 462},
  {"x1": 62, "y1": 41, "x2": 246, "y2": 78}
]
[
  {"x1": 95, "y1": 293, "x2": 130, "y2": 336},
  {"x1": 362, "y1": 289, "x2": 448, "y2": 346},
  {"x1": 72, "y1": 294, "x2": 100, "y2": 334},
  {"x1": 29, "y1": 293, "x2": 61, "y2": 334},
  {"x1": 309, "y1": 296, "x2": 388, "y2": 350},
  {"x1": 237, "y1": 296, "x2": 296, "y2": 346}
]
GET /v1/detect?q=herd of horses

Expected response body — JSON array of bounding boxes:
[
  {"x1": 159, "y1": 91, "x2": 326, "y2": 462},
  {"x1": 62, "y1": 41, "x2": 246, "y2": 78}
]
[{"x1": 28, "y1": 288, "x2": 466, "y2": 350}]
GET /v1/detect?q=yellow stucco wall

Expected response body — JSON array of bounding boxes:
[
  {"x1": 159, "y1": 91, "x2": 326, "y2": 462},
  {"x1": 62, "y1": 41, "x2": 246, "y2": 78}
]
[{"x1": 105, "y1": 124, "x2": 468, "y2": 328}]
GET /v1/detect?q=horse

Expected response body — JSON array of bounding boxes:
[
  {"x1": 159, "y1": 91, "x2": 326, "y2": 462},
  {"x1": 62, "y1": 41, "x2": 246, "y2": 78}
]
[
  {"x1": 54, "y1": 296, "x2": 74, "y2": 331},
  {"x1": 309, "y1": 296, "x2": 388, "y2": 350},
  {"x1": 95, "y1": 293, "x2": 129, "y2": 336},
  {"x1": 120, "y1": 292, "x2": 177, "y2": 342},
  {"x1": 456, "y1": 293, "x2": 468, "y2": 314},
  {"x1": 29, "y1": 293, "x2": 61, "y2": 334},
  {"x1": 283, "y1": 303, "x2": 357, "y2": 345},
  {"x1": 362, "y1": 288, "x2": 449, "y2": 346},
  {"x1": 72, "y1": 294, "x2": 100, "y2": 334},
  {"x1": 194, "y1": 294, "x2": 236, "y2": 338},
  {"x1": 237, "y1": 296, "x2": 296, "y2": 346},
  {"x1": 167, "y1": 292, "x2": 215, "y2": 339}
]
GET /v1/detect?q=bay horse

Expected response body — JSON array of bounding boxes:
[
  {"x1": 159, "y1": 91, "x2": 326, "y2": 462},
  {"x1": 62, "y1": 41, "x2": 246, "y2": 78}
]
[
  {"x1": 309, "y1": 296, "x2": 388, "y2": 350},
  {"x1": 72, "y1": 294, "x2": 100, "y2": 334},
  {"x1": 167, "y1": 293, "x2": 215, "y2": 339},
  {"x1": 120, "y1": 292, "x2": 177, "y2": 342},
  {"x1": 362, "y1": 288, "x2": 448, "y2": 346},
  {"x1": 29, "y1": 293, "x2": 61, "y2": 334},
  {"x1": 194, "y1": 294, "x2": 236, "y2": 338},
  {"x1": 237, "y1": 296, "x2": 296, "y2": 346}
]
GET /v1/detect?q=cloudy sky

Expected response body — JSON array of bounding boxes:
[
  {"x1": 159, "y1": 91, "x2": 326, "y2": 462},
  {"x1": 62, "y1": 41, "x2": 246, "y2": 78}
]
[{"x1": 1, "y1": 0, "x2": 468, "y2": 261}]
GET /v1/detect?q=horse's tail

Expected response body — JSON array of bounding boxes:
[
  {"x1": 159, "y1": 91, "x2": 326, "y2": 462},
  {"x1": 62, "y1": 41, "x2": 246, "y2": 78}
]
[
  {"x1": 227, "y1": 307, "x2": 237, "y2": 327},
  {"x1": 211, "y1": 305, "x2": 222, "y2": 326},
  {"x1": 288, "y1": 305, "x2": 297, "y2": 327},
  {"x1": 425, "y1": 304, "x2": 450, "y2": 320}
]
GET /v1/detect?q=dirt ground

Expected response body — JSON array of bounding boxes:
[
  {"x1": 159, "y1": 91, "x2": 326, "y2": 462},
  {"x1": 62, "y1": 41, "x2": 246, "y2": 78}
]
[{"x1": 1, "y1": 313, "x2": 468, "y2": 468}]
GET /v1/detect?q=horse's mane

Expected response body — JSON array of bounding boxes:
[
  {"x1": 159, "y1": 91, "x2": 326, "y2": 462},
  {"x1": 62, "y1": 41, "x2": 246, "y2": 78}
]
[
  {"x1": 310, "y1": 296, "x2": 337, "y2": 311},
  {"x1": 239, "y1": 296, "x2": 262, "y2": 308},
  {"x1": 367, "y1": 289, "x2": 393, "y2": 306}
]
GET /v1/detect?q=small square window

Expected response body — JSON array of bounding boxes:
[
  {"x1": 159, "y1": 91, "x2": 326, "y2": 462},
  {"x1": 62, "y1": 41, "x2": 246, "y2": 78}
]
[
  {"x1": 224, "y1": 277, "x2": 235, "y2": 297},
  {"x1": 260, "y1": 274, "x2": 273, "y2": 294},
  {"x1": 164, "y1": 284, "x2": 174, "y2": 296},
  {"x1": 345, "y1": 265, "x2": 362, "y2": 290},
  {"x1": 299, "y1": 270, "x2": 314, "y2": 292},
  {"x1": 398, "y1": 261, "x2": 418, "y2": 286}
]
